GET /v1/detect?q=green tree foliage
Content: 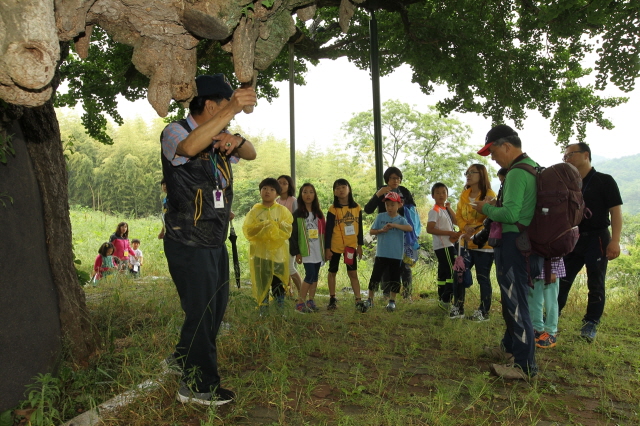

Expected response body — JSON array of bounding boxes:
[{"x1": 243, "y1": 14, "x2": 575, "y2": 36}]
[
  {"x1": 61, "y1": 112, "x2": 378, "y2": 218},
  {"x1": 293, "y1": 1, "x2": 639, "y2": 145},
  {"x1": 232, "y1": 133, "x2": 376, "y2": 216},
  {"x1": 595, "y1": 154, "x2": 640, "y2": 215},
  {"x1": 610, "y1": 213, "x2": 640, "y2": 278},
  {"x1": 55, "y1": 27, "x2": 308, "y2": 144},
  {"x1": 342, "y1": 100, "x2": 491, "y2": 198},
  {"x1": 54, "y1": 2, "x2": 639, "y2": 152},
  {"x1": 60, "y1": 110, "x2": 166, "y2": 217}
]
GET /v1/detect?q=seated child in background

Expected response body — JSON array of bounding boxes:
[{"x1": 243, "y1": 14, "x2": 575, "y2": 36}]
[
  {"x1": 129, "y1": 238, "x2": 143, "y2": 277},
  {"x1": 92, "y1": 242, "x2": 119, "y2": 283},
  {"x1": 528, "y1": 257, "x2": 565, "y2": 349},
  {"x1": 367, "y1": 192, "x2": 413, "y2": 312},
  {"x1": 243, "y1": 178, "x2": 293, "y2": 311},
  {"x1": 426, "y1": 182, "x2": 462, "y2": 317}
]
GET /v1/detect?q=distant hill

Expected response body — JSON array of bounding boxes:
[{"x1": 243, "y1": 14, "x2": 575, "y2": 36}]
[{"x1": 593, "y1": 154, "x2": 640, "y2": 215}]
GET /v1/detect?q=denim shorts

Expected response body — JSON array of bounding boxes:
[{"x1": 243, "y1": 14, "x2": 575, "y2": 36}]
[{"x1": 303, "y1": 262, "x2": 322, "y2": 284}]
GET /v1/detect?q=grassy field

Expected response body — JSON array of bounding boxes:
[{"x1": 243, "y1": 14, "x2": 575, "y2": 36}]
[{"x1": 45, "y1": 210, "x2": 640, "y2": 425}]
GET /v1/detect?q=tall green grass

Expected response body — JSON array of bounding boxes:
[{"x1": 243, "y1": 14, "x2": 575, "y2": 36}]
[{"x1": 30, "y1": 209, "x2": 639, "y2": 425}]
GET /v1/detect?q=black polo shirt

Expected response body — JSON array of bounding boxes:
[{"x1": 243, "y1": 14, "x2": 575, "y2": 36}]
[{"x1": 579, "y1": 168, "x2": 622, "y2": 233}]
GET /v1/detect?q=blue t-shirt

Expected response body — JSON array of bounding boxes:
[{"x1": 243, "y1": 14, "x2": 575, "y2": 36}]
[{"x1": 372, "y1": 212, "x2": 409, "y2": 259}]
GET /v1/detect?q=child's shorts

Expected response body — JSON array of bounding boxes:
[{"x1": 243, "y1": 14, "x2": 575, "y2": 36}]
[
  {"x1": 368, "y1": 256, "x2": 402, "y2": 293},
  {"x1": 303, "y1": 262, "x2": 322, "y2": 284},
  {"x1": 327, "y1": 250, "x2": 358, "y2": 273}
]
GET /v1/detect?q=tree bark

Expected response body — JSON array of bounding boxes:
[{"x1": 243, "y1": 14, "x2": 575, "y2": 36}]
[
  {"x1": 0, "y1": 96, "x2": 96, "y2": 410},
  {"x1": 18, "y1": 102, "x2": 98, "y2": 364}
]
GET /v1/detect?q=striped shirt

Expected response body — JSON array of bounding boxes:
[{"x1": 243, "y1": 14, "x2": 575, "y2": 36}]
[{"x1": 161, "y1": 114, "x2": 239, "y2": 187}]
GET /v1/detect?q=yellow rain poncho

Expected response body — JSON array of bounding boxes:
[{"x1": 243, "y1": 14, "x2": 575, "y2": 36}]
[{"x1": 242, "y1": 203, "x2": 293, "y2": 306}]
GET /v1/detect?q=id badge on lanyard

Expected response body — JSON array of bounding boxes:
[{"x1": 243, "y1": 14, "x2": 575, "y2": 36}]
[{"x1": 214, "y1": 188, "x2": 225, "y2": 209}]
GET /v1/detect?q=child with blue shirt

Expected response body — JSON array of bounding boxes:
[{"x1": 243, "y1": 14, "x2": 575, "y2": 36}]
[{"x1": 367, "y1": 192, "x2": 413, "y2": 312}]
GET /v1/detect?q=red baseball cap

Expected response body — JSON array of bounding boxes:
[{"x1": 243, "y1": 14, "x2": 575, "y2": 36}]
[
  {"x1": 478, "y1": 124, "x2": 518, "y2": 156},
  {"x1": 384, "y1": 192, "x2": 403, "y2": 204}
]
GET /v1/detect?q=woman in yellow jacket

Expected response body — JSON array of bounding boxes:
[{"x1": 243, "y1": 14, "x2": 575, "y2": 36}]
[{"x1": 456, "y1": 164, "x2": 496, "y2": 322}]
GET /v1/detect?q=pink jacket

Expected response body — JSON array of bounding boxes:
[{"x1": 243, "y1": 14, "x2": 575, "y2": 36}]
[{"x1": 109, "y1": 235, "x2": 135, "y2": 261}]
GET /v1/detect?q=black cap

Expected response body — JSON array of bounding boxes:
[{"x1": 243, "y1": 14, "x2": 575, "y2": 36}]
[
  {"x1": 195, "y1": 74, "x2": 233, "y2": 99},
  {"x1": 478, "y1": 125, "x2": 518, "y2": 156}
]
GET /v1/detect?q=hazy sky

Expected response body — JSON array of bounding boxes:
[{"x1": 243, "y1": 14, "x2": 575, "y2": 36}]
[{"x1": 117, "y1": 57, "x2": 640, "y2": 167}]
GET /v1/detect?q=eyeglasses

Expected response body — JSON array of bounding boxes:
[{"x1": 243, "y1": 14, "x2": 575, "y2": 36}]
[
  {"x1": 464, "y1": 171, "x2": 480, "y2": 176},
  {"x1": 563, "y1": 150, "x2": 585, "y2": 161},
  {"x1": 388, "y1": 176, "x2": 402, "y2": 181}
]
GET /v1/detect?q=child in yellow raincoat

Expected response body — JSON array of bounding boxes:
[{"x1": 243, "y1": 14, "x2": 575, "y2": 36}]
[{"x1": 243, "y1": 178, "x2": 293, "y2": 309}]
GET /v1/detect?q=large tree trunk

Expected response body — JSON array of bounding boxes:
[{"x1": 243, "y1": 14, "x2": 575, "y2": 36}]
[{"x1": 0, "y1": 99, "x2": 97, "y2": 411}]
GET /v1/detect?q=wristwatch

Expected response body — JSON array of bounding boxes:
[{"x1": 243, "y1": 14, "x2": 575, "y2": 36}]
[{"x1": 234, "y1": 133, "x2": 247, "y2": 149}]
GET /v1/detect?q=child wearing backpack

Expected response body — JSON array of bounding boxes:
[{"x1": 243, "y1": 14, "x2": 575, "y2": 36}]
[
  {"x1": 528, "y1": 257, "x2": 565, "y2": 348},
  {"x1": 92, "y1": 242, "x2": 119, "y2": 282},
  {"x1": 366, "y1": 192, "x2": 413, "y2": 312}
]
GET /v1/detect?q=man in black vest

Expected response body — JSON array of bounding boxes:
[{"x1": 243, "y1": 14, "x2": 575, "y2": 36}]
[
  {"x1": 558, "y1": 142, "x2": 622, "y2": 342},
  {"x1": 160, "y1": 74, "x2": 256, "y2": 405}
]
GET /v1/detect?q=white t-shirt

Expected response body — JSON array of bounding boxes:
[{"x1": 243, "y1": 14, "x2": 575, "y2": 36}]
[
  {"x1": 129, "y1": 249, "x2": 143, "y2": 267},
  {"x1": 428, "y1": 205, "x2": 455, "y2": 250},
  {"x1": 303, "y1": 214, "x2": 324, "y2": 264}
]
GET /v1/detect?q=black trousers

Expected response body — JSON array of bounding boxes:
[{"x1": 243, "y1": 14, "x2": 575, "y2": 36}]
[
  {"x1": 164, "y1": 238, "x2": 229, "y2": 392},
  {"x1": 558, "y1": 229, "x2": 610, "y2": 324}
]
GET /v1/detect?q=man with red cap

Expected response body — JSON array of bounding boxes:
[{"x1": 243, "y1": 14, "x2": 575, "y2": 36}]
[
  {"x1": 472, "y1": 124, "x2": 542, "y2": 380},
  {"x1": 366, "y1": 191, "x2": 413, "y2": 312}
]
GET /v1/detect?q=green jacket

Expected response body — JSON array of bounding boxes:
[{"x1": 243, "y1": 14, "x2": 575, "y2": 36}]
[{"x1": 482, "y1": 156, "x2": 537, "y2": 233}]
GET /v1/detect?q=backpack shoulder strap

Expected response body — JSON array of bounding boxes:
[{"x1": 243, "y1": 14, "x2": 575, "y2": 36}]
[
  {"x1": 510, "y1": 162, "x2": 538, "y2": 176},
  {"x1": 176, "y1": 118, "x2": 192, "y2": 133}
]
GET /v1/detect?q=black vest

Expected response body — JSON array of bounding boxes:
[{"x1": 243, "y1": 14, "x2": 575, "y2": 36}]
[{"x1": 160, "y1": 119, "x2": 234, "y2": 247}]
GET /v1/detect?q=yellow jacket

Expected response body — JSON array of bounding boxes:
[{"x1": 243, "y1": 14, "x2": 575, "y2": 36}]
[
  {"x1": 243, "y1": 203, "x2": 293, "y2": 305},
  {"x1": 456, "y1": 187, "x2": 496, "y2": 250}
]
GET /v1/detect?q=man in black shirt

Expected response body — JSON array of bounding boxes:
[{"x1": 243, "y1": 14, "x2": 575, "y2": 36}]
[{"x1": 558, "y1": 142, "x2": 623, "y2": 342}]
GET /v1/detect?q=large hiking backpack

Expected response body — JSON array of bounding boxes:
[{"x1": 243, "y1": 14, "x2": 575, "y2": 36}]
[{"x1": 512, "y1": 162, "x2": 585, "y2": 283}]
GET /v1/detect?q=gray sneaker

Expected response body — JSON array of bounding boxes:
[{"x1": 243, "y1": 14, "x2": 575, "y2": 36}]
[
  {"x1": 176, "y1": 382, "x2": 235, "y2": 406},
  {"x1": 468, "y1": 309, "x2": 489, "y2": 322},
  {"x1": 161, "y1": 354, "x2": 182, "y2": 376},
  {"x1": 580, "y1": 321, "x2": 597, "y2": 342},
  {"x1": 449, "y1": 305, "x2": 464, "y2": 319},
  {"x1": 385, "y1": 300, "x2": 396, "y2": 312},
  {"x1": 355, "y1": 300, "x2": 368, "y2": 313}
]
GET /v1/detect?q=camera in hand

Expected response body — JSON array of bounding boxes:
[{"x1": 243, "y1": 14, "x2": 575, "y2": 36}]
[{"x1": 472, "y1": 217, "x2": 493, "y2": 248}]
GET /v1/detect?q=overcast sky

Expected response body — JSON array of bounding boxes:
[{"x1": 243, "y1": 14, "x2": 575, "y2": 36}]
[{"x1": 116, "y1": 57, "x2": 640, "y2": 168}]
